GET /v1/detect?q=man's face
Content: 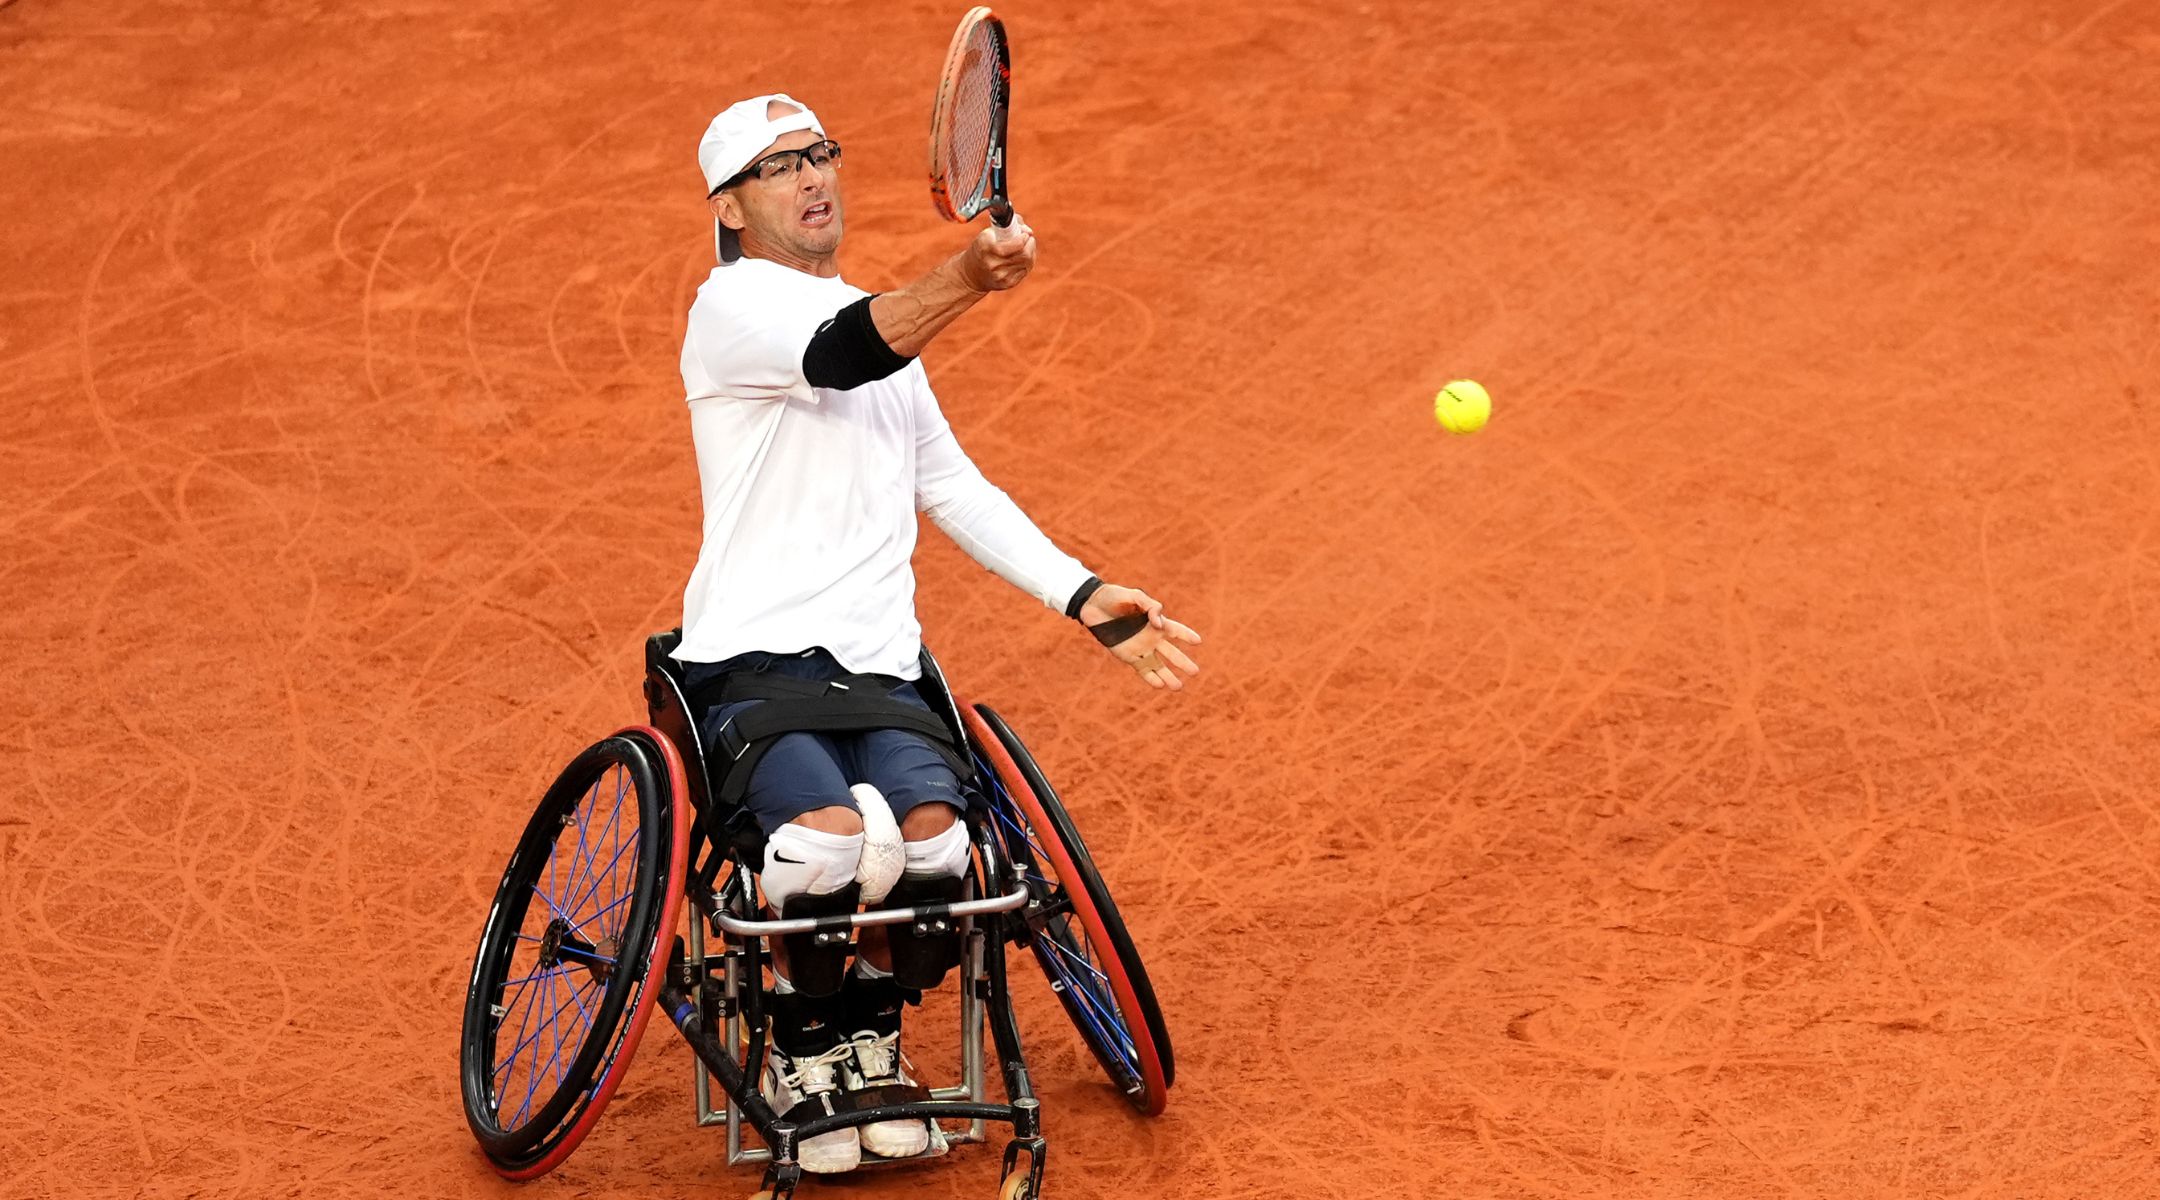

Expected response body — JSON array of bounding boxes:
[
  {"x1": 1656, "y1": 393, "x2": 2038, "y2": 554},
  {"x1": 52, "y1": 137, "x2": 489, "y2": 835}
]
[{"x1": 714, "y1": 129, "x2": 843, "y2": 259}]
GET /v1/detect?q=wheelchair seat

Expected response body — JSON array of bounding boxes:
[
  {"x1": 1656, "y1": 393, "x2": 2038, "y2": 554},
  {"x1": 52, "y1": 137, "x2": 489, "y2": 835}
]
[{"x1": 639, "y1": 629, "x2": 977, "y2": 866}]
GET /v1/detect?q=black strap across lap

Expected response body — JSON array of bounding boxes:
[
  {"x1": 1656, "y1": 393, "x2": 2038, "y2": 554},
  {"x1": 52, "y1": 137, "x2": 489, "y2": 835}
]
[{"x1": 686, "y1": 670, "x2": 974, "y2": 810}]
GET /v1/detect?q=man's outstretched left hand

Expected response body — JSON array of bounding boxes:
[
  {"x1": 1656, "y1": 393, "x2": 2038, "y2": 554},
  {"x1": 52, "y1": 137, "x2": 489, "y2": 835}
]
[{"x1": 1078, "y1": 584, "x2": 1203, "y2": 692}]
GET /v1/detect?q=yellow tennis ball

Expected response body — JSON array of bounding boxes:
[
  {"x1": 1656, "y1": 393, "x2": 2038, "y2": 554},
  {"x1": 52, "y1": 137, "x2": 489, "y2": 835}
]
[{"x1": 1434, "y1": 379, "x2": 1491, "y2": 435}]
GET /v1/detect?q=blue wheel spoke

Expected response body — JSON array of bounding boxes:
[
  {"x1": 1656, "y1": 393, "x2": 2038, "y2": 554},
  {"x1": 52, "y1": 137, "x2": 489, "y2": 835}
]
[
  {"x1": 562, "y1": 791, "x2": 636, "y2": 924},
  {"x1": 505, "y1": 970, "x2": 588, "y2": 1116},
  {"x1": 567, "y1": 772, "x2": 631, "y2": 918},
  {"x1": 494, "y1": 1001, "x2": 552, "y2": 1084},
  {"x1": 492, "y1": 968, "x2": 553, "y2": 1085},
  {"x1": 547, "y1": 974, "x2": 577, "y2": 1089},
  {"x1": 1039, "y1": 926, "x2": 1112, "y2": 986},
  {"x1": 495, "y1": 968, "x2": 540, "y2": 1015},
  {"x1": 562, "y1": 977, "x2": 599, "y2": 1074},
  {"x1": 579, "y1": 889, "x2": 633, "y2": 937},
  {"x1": 563, "y1": 768, "x2": 611, "y2": 927},
  {"x1": 513, "y1": 969, "x2": 560, "y2": 1124},
  {"x1": 530, "y1": 971, "x2": 561, "y2": 1110},
  {"x1": 535, "y1": 977, "x2": 599, "y2": 1096},
  {"x1": 1060, "y1": 973, "x2": 1133, "y2": 1058},
  {"x1": 552, "y1": 776, "x2": 596, "y2": 926},
  {"x1": 605, "y1": 768, "x2": 629, "y2": 937},
  {"x1": 1042, "y1": 935, "x2": 1126, "y2": 1025},
  {"x1": 567, "y1": 776, "x2": 597, "y2": 920},
  {"x1": 1054, "y1": 971, "x2": 1136, "y2": 1068},
  {"x1": 514, "y1": 972, "x2": 596, "y2": 1121},
  {"x1": 562, "y1": 826, "x2": 641, "y2": 927},
  {"x1": 500, "y1": 964, "x2": 578, "y2": 990},
  {"x1": 1047, "y1": 956, "x2": 1137, "y2": 1067},
  {"x1": 530, "y1": 881, "x2": 589, "y2": 933},
  {"x1": 1038, "y1": 933, "x2": 1136, "y2": 1067}
]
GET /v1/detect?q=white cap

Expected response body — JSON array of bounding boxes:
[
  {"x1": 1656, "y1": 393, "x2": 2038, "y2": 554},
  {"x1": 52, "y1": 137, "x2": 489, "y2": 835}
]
[{"x1": 698, "y1": 93, "x2": 825, "y2": 263}]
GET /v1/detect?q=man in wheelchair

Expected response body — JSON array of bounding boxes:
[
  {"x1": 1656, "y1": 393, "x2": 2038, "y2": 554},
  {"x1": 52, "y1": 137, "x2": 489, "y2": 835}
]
[{"x1": 679, "y1": 94, "x2": 1202, "y2": 1174}]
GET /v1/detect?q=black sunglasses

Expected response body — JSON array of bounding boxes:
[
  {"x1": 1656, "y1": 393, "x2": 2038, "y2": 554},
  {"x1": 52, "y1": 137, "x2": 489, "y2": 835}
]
[{"x1": 708, "y1": 139, "x2": 843, "y2": 197}]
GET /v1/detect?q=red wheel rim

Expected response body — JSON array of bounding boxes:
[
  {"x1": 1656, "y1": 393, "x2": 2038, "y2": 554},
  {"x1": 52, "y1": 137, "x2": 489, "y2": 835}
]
[{"x1": 961, "y1": 703, "x2": 1169, "y2": 1115}]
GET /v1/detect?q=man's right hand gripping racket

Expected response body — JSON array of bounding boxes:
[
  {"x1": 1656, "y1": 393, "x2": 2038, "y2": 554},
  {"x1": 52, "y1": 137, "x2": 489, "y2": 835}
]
[{"x1": 928, "y1": 6, "x2": 1015, "y2": 232}]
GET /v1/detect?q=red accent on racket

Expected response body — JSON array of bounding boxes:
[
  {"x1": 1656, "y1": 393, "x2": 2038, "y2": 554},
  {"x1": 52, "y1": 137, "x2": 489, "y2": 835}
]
[{"x1": 927, "y1": 6, "x2": 1014, "y2": 228}]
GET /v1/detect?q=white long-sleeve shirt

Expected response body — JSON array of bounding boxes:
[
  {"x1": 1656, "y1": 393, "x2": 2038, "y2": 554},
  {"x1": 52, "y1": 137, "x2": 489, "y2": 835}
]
[{"x1": 673, "y1": 256, "x2": 1091, "y2": 679}]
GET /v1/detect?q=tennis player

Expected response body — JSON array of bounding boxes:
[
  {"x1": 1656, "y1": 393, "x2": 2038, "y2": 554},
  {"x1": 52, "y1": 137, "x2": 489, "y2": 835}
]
[{"x1": 675, "y1": 94, "x2": 1199, "y2": 1173}]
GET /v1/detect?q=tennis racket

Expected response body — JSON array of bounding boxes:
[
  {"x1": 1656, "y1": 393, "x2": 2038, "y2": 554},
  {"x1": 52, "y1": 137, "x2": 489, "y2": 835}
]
[{"x1": 927, "y1": 6, "x2": 1015, "y2": 230}]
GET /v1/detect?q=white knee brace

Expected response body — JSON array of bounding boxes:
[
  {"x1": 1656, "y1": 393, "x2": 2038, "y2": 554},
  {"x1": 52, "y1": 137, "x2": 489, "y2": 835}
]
[
  {"x1": 851, "y1": 783, "x2": 905, "y2": 904},
  {"x1": 903, "y1": 820, "x2": 971, "y2": 880},
  {"x1": 761, "y1": 824, "x2": 863, "y2": 913}
]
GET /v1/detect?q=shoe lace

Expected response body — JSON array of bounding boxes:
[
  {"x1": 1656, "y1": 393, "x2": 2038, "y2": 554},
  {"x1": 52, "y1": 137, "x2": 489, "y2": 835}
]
[
  {"x1": 782, "y1": 1043, "x2": 855, "y2": 1096},
  {"x1": 848, "y1": 1030, "x2": 900, "y2": 1083}
]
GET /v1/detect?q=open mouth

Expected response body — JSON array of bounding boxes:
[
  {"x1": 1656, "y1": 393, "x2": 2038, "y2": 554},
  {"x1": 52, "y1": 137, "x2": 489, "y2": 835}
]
[{"x1": 800, "y1": 201, "x2": 833, "y2": 227}]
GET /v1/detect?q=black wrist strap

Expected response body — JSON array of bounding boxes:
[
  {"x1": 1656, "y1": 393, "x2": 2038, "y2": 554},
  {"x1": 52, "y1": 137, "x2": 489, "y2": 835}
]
[
  {"x1": 1063, "y1": 575, "x2": 1104, "y2": 620},
  {"x1": 1067, "y1": 575, "x2": 1148, "y2": 647}
]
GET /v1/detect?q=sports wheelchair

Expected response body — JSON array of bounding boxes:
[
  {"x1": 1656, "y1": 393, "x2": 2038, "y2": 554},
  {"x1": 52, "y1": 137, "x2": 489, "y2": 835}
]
[{"x1": 458, "y1": 631, "x2": 1175, "y2": 1199}]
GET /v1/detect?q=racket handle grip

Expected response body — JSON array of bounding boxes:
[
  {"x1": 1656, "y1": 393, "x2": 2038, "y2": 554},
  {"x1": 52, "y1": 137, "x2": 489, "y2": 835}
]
[{"x1": 990, "y1": 202, "x2": 1015, "y2": 228}]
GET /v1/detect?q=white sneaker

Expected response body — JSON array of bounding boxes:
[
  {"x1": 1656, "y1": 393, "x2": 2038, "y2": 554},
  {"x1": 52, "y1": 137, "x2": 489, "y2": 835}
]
[
  {"x1": 762, "y1": 1043, "x2": 861, "y2": 1174},
  {"x1": 845, "y1": 1029, "x2": 932, "y2": 1159}
]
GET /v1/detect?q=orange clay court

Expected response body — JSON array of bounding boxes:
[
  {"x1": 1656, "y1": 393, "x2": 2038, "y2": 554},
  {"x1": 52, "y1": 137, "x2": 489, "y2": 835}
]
[{"x1": 4, "y1": 1, "x2": 2159, "y2": 1197}]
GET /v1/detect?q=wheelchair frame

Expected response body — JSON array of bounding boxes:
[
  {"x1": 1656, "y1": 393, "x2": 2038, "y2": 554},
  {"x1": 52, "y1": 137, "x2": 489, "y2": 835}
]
[
  {"x1": 683, "y1": 849, "x2": 1021, "y2": 1158},
  {"x1": 636, "y1": 634, "x2": 1150, "y2": 1198},
  {"x1": 459, "y1": 631, "x2": 1170, "y2": 1200}
]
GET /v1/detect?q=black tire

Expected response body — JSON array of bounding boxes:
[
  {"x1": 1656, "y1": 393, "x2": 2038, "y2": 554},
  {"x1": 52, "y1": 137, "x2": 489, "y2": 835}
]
[
  {"x1": 459, "y1": 730, "x2": 685, "y2": 1177},
  {"x1": 969, "y1": 704, "x2": 1175, "y2": 1113}
]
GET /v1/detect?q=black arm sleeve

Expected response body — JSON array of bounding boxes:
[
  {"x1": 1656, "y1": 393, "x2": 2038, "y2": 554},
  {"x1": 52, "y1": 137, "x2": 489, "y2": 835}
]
[{"x1": 801, "y1": 295, "x2": 913, "y2": 390}]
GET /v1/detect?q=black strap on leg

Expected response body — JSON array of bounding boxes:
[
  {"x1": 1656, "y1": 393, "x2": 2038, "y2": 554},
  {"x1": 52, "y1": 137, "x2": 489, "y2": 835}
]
[
  {"x1": 842, "y1": 970, "x2": 917, "y2": 1038},
  {"x1": 778, "y1": 883, "x2": 860, "y2": 998},
  {"x1": 882, "y1": 873, "x2": 966, "y2": 990},
  {"x1": 767, "y1": 986, "x2": 845, "y2": 1057}
]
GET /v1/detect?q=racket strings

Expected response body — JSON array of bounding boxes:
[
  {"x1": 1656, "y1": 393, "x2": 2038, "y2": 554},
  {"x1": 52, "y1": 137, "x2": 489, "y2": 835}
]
[{"x1": 938, "y1": 24, "x2": 1000, "y2": 212}]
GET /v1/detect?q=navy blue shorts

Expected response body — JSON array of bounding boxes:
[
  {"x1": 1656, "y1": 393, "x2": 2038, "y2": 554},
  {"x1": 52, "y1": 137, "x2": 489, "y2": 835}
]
[{"x1": 681, "y1": 648, "x2": 968, "y2": 836}]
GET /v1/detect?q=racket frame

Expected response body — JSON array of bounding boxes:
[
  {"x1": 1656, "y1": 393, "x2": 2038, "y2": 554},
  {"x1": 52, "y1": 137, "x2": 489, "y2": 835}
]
[{"x1": 928, "y1": 5, "x2": 1014, "y2": 228}]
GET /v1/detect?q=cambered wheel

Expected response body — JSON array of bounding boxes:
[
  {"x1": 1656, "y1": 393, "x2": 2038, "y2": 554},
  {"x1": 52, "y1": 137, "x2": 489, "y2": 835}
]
[
  {"x1": 964, "y1": 703, "x2": 1174, "y2": 1116},
  {"x1": 459, "y1": 727, "x2": 690, "y2": 1178}
]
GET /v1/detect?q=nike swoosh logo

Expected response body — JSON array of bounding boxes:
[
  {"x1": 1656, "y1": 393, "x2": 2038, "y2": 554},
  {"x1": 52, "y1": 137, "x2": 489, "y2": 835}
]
[{"x1": 773, "y1": 853, "x2": 805, "y2": 864}]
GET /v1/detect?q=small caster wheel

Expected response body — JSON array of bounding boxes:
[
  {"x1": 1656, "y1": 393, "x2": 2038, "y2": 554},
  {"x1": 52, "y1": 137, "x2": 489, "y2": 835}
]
[{"x1": 999, "y1": 1170, "x2": 1037, "y2": 1200}]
